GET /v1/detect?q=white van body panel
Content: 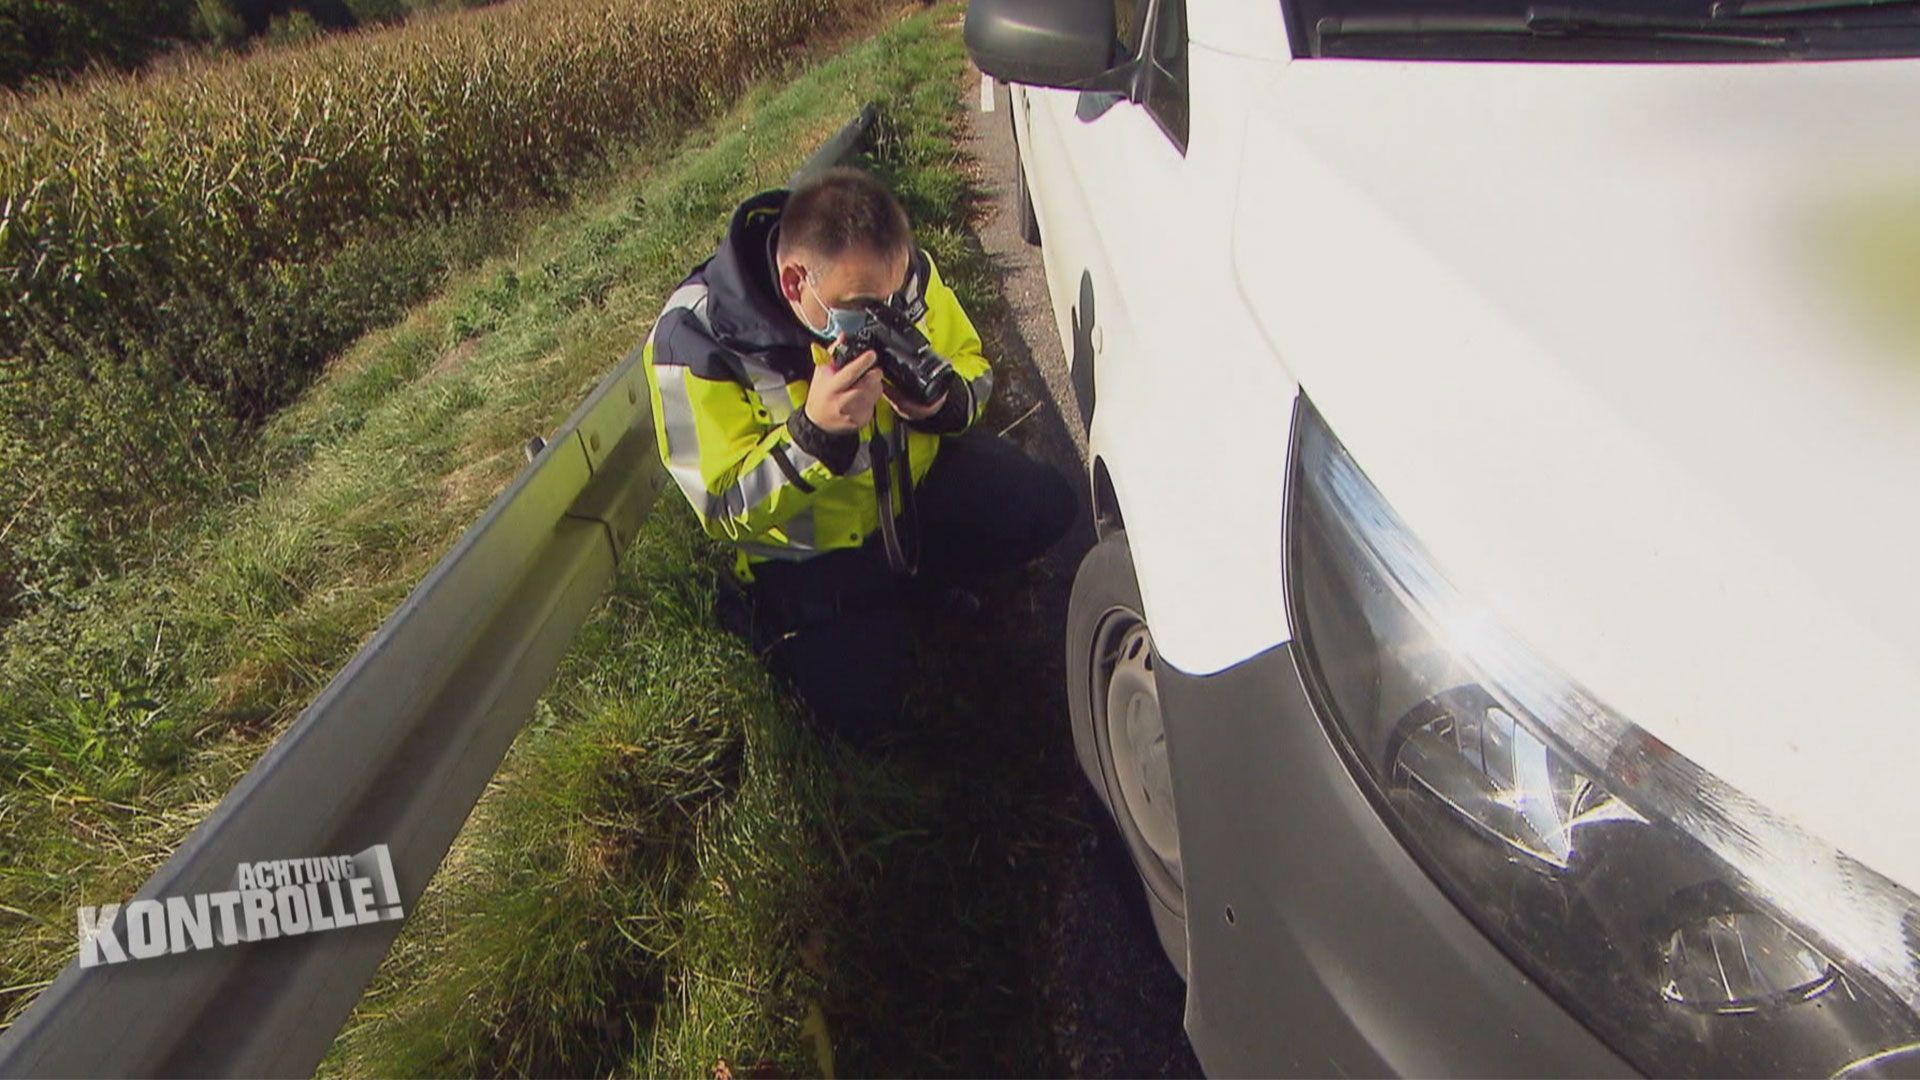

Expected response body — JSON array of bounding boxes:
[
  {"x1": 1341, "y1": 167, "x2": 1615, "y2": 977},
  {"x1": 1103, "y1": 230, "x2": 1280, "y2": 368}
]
[
  {"x1": 1018, "y1": 40, "x2": 1301, "y2": 681},
  {"x1": 1012, "y1": 23, "x2": 1920, "y2": 896},
  {"x1": 1231, "y1": 56, "x2": 1920, "y2": 895}
]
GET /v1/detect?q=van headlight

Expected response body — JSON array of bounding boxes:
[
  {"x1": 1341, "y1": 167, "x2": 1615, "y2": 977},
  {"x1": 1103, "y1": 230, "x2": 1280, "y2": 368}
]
[{"x1": 1284, "y1": 397, "x2": 1920, "y2": 1077}]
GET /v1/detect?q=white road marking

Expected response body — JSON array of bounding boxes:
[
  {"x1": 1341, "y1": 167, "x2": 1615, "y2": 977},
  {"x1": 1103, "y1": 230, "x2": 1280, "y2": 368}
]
[{"x1": 980, "y1": 73, "x2": 995, "y2": 113}]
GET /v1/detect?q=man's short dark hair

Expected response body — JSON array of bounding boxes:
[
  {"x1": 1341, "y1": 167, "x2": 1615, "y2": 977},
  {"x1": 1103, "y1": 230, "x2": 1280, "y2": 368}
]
[{"x1": 777, "y1": 166, "x2": 912, "y2": 265}]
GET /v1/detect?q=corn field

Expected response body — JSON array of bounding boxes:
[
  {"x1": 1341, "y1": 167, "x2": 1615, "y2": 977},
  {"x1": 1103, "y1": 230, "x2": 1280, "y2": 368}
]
[
  {"x1": 0, "y1": 0, "x2": 871, "y2": 365},
  {"x1": 0, "y1": 0, "x2": 882, "y2": 618}
]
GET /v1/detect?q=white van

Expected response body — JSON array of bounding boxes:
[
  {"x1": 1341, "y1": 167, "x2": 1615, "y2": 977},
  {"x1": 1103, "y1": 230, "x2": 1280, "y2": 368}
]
[{"x1": 965, "y1": 0, "x2": 1920, "y2": 1074}]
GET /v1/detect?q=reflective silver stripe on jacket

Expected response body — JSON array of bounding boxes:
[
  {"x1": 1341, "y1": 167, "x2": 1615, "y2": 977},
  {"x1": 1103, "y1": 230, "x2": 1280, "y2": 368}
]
[
  {"x1": 967, "y1": 366, "x2": 994, "y2": 418},
  {"x1": 654, "y1": 363, "x2": 819, "y2": 527},
  {"x1": 656, "y1": 281, "x2": 795, "y2": 421},
  {"x1": 652, "y1": 364, "x2": 708, "y2": 513},
  {"x1": 786, "y1": 441, "x2": 824, "y2": 476},
  {"x1": 660, "y1": 281, "x2": 707, "y2": 320},
  {"x1": 708, "y1": 453, "x2": 792, "y2": 522},
  {"x1": 738, "y1": 541, "x2": 818, "y2": 562},
  {"x1": 741, "y1": 355, "x2": 795, "y2": 422}
]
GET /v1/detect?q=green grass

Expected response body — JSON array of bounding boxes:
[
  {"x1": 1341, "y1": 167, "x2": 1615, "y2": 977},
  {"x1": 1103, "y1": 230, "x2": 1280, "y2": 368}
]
[{"x1": 3, "y1": 4, "x2": 1095, "y2": 1074}]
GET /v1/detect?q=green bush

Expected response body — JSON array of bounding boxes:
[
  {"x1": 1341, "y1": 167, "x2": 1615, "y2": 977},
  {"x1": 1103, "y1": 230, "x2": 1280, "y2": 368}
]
[
  {"x1": 0, "y1": 208, "x2": 523, "y2": 617},
  {"x1": 0, "y1": 0, "x2": 199, "y2": 89},
  {"x1": 264, "y1": 8, "x2": 324, "y2": 43},
  {"x1": 192, "y1": 0, "x2": 248, "y2": 44},
  {"x1": 345, "y1": 0, "x2": 411, "y2": 23}
]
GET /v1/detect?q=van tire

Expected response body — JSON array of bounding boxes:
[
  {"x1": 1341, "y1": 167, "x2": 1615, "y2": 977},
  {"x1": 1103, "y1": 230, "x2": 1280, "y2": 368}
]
[
  {"x1": 1012, "y1": 109, "x2": 1042, "y2": 246},
  {"x1": 1066, "y1": 530, "x2": 1188, "y2": 977}
]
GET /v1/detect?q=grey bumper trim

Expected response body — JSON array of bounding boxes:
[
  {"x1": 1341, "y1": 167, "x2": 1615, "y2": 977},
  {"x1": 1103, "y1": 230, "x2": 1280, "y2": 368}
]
[{"x1": 1156, "y1": 642, "x2": 1637, "y2": 1079}]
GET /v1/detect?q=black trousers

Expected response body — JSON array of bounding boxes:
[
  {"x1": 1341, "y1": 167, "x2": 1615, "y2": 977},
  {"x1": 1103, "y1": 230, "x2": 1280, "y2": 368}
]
[{"x1": 738, "y1": 428, "x2": 1076, "y2": 745}]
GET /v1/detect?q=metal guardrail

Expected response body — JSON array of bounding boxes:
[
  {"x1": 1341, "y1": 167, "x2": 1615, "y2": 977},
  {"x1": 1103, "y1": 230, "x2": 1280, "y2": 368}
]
[
  {"x1": 790, "y1": 102, "x2": 879, "y2": 187},
  {"x1": 0, "y1": 103, "x2": 879, "y2": 1080}
]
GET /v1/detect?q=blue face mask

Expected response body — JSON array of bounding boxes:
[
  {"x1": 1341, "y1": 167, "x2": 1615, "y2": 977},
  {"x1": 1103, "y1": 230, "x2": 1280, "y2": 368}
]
[{"x1": 802, "y1": 272, "x2": 868, "y2": 344}]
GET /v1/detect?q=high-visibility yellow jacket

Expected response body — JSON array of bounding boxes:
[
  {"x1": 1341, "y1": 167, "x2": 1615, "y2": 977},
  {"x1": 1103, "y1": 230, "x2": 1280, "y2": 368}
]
[{"x1": 640, "y1": 190, "x2": 995, "y2": 581}]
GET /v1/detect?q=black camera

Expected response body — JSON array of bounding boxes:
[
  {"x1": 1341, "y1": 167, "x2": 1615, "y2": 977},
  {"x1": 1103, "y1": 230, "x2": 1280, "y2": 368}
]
[{"x1": 832, "y1": 300, "x2": 956, "y2": 409}]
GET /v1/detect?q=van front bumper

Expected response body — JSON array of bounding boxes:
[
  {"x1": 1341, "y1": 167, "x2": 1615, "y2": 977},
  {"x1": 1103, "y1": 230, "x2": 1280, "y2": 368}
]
[{"x1": 1155, "y1": 641, "x2": 1637, "y2": 1078}]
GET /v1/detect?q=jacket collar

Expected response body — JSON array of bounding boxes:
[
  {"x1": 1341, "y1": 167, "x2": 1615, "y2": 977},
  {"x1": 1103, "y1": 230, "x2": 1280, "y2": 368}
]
[{"x1": 701, "y1": 189, "x2": 820, "y2": 357}]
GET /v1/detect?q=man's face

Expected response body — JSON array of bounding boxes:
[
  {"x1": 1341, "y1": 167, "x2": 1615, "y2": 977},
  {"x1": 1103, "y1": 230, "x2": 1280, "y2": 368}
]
[{"x1": 778, "y1": 244, "x2": 910, "y2": 340}]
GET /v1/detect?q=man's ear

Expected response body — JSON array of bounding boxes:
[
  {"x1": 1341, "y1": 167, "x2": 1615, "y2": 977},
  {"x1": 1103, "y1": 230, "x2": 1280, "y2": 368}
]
[{"x1": 776, "y1": 260, "x2": 806, "y2": 305}]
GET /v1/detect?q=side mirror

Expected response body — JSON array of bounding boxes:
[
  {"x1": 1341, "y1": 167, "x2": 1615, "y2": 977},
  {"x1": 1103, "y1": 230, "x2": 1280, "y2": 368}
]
[{"x1": 964, "y1": 0, "x2": 1118, "y2": 90}]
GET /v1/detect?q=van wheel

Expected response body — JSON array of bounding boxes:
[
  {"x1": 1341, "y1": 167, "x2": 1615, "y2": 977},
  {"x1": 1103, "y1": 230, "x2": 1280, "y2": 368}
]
[
  {"x1": 1011, "y1": 107, "x2": 1042, "y2": 246},
  {"x1": 1066, "y1": 530, "x2": 1187, "y2": 977}
]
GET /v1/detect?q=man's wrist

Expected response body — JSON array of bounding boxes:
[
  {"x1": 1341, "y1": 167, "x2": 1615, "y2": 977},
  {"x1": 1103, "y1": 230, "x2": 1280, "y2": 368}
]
[
  {"x1": 788, "y1": 405, "x2": 859, "y2": 474},
  {"x1": 902, "y1": 384, "x2": 970, "y2": 435}
]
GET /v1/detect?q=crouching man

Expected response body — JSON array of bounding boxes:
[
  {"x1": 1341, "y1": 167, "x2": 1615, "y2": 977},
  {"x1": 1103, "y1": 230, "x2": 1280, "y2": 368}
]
[{"x1": 639, "y1": 166, "x2": 1075, "y2": 745}]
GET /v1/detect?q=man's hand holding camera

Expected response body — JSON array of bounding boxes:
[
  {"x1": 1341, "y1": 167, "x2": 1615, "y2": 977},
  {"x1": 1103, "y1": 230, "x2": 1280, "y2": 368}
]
[
  {"x1": 804, "y1": 335, "x2": 950, "y2": 432},
  {"x1": 881, "y1": 382, "x2": 948, "y2": 422},
  {"x1": 805, "y1": 340, "x2": 884, "y2": 434}
]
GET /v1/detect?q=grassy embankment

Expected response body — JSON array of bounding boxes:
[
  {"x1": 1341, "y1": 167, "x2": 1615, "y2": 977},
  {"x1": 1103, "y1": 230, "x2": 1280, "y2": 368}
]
[
  {"x1": 0, "y1": 0, "x2": 880, "y2": 620},
  {"x1": 5, "y1": 5, "x2": 1089, "y2": 1075}
]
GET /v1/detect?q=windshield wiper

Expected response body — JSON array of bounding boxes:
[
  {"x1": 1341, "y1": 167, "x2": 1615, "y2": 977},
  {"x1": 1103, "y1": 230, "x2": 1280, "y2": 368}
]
[
  {"x1": 1316, "y1": 3, "x2": 1801, "y2": 47},
  {"x1": 1713, "y1": 0, "x2": 1916, "y2": 17}
]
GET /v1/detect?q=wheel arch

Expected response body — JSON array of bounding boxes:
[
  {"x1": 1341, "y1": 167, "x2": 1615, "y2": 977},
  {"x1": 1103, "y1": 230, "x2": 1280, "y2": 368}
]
[{"x1": 1091, "y1": 455, "x2": 1124, "y2": 540}]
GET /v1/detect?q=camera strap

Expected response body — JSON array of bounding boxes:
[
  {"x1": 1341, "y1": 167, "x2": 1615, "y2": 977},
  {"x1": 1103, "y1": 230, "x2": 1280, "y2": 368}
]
[{"x1": 868, "y1": 421, "x2": 921, "y2": 576}]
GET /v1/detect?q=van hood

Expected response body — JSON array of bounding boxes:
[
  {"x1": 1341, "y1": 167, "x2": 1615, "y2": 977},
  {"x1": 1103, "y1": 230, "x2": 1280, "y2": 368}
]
[{"x1": 1234, "y1": 57, "x2": 1920, "y2": 894}]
